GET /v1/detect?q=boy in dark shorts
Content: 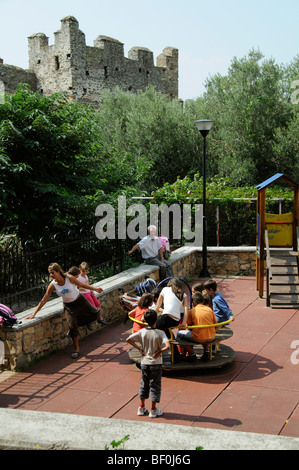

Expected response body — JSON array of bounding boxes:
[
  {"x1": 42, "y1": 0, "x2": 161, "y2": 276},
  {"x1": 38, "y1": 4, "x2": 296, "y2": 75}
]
[{"x1": 126, "y1": 309, "x2": 170, "y2": 418}]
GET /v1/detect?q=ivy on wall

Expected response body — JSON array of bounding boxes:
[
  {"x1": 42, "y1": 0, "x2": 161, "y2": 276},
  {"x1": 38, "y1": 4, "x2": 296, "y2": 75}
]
[{"x1": 152, "y1": 175, "x2": 294, "y2": 246}]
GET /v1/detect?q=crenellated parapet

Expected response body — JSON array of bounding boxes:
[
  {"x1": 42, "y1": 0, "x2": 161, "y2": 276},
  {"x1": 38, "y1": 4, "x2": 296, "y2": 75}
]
[{"x1": 23, "y1": 16, "x2": 178, "y2": 103}]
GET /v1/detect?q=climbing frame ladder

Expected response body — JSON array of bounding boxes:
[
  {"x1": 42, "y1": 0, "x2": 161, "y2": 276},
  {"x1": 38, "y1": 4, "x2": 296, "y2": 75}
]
[{"x1": 266, "y1": 228, "x2": 299, "y2": 308}]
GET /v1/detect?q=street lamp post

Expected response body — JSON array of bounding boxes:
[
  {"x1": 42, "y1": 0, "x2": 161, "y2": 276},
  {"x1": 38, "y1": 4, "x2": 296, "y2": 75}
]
[{"x1": 194, "y1": 119, "x2": 214, "y2": 278}]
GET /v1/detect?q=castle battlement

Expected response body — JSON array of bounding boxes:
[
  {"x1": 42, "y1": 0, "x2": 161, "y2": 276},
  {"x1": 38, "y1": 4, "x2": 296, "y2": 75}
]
[{"x1": 0, "y1": 16, "x2": 178, "y2": 104}]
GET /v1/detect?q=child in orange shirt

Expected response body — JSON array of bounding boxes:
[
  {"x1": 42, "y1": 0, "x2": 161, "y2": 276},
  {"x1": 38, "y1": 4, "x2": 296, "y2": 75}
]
[
  {"x1": 130, "y1": 293, "x2": 154, "y2": 333},
  {"x1": 177, "y1": 292, "x2": 217, "y2": 362}
]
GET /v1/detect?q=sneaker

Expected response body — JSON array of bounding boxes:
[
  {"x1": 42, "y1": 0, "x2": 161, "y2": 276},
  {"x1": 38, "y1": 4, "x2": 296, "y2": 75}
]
[
  {"x1": 87, "y1": 323, "x2": 93, "y2": 331},
  {"x1": 149, "y1": 408, "x2": 163, "y2": 418},
  {"x1": 137, "y1": 406, "x2": 147, "y2": 416},
  {"x1": 173, "y1": 345, "x2": 184, "y2": 362},
  {"x1": 187, "y1": 353, "x2": 197, "y2": 362},
  {"x1": 98, "y1": 318, "x2": 109, "y2": 325},
  {"x1": 200, "y1": 351, "x2": 210, "y2": 362}
]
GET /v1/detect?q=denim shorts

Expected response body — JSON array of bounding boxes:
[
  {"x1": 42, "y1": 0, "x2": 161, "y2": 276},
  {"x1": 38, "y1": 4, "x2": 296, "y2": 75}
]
[
  {"x1": 176, "y1": 329, "x2": 194, "y2": 342},
  {"x1": 139, "y1": 364, "x2": 162, "y2": 403}
]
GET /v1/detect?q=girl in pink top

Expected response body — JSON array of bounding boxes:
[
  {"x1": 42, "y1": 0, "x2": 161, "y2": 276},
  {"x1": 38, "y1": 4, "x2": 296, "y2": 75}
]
[
  {"x1": 77, "y1": 262, "x2": 108, "y2": 325},
  {"x1": 78, "y1": 261, "x2": 100, "y2": 307}
]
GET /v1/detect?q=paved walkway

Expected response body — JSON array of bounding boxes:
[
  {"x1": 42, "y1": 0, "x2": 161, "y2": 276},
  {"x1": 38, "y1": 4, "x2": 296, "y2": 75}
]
[{"x1": 1, "y1": 276, "x2": 299, "y2": 450}]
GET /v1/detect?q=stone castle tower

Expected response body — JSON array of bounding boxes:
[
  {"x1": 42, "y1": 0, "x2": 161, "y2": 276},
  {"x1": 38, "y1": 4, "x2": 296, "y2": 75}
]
[{"x1": 0, "y1": 16, "x2": 178, "y2": 104}]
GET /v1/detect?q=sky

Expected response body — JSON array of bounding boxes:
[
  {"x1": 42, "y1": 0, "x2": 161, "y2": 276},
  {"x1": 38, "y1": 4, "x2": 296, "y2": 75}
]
[{"x1": 0, "y1": 0, "x2": 299, "y2": 101}]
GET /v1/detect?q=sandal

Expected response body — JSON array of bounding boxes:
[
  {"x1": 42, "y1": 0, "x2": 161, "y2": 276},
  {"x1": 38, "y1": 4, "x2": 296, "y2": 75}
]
[{"x1": 71, "y1": 351, "x2": 80, "y2": 359}]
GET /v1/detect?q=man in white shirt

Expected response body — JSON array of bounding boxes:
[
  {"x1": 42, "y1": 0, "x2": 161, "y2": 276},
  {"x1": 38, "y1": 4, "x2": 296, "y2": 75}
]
[{"x1": 128, "y1": 225, "x2": 174, "y2": 280}]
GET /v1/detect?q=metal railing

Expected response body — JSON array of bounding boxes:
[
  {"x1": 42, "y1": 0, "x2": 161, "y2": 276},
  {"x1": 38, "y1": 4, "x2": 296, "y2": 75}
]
[
  {"x1": 0, "y1": 198, "x2": 293, "y2": 313},
  {"x1": 0, "y1": 235, "x2": 131, "y2": 313}
]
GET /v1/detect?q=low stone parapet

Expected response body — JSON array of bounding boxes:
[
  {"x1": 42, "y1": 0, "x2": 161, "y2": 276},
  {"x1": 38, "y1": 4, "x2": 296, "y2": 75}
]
[
  {"x1": 206, "y1": 246, "x2": 256, "y2": 276},
  {"x1": 0, "y1": 246, "x2": 256, "y2": 371}
]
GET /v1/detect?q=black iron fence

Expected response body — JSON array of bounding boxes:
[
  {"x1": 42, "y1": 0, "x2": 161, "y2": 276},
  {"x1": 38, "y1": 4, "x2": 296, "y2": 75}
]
[
  {"x1": 0, "y1": 235, "x2": 132, "y2": 313},
  {"x1": 0, "y1": 198, "x2": 292, "y2": 313}
]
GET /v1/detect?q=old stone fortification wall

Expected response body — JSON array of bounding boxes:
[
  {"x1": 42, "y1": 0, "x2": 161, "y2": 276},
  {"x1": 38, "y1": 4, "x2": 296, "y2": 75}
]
[
  {"x1": 0, "y1": 247, "x2": 256, "y2": 371},
  {"x1": 0, "y1": 16, "x2": 178, "y2": 104},
  {"x1": 0, "y1": 60, "x2": 37, "y2": 95}
]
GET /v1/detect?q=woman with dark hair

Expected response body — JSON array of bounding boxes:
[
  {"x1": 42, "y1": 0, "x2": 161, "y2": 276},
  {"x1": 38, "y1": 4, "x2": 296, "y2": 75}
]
[
  {"x1": 154, "y1": 278, "x2": 189, "y2": 338},
  {"x1": 25, "y1": 263, "x2": 104, "y2": 358}
]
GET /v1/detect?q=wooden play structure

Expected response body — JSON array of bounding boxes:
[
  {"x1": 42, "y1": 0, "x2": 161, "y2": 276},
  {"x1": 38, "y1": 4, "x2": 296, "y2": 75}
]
[{"x1": 256, "y1": 173, "x2": 299, "y2": 308}]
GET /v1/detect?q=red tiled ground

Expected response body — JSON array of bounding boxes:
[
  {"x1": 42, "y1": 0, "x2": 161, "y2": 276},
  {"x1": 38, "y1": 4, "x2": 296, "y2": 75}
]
[{"x1": 1, "y1": 276, "x2": 299, "y2": 438}]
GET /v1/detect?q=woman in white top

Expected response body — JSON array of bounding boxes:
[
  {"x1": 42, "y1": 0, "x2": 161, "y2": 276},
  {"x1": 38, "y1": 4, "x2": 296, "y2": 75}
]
[
  {"x1": 25, "y1": 263, "x2": 103, "y2": 358},
  {"x1": 154, "y1": 278, "x2": 189, "y2": 338}
]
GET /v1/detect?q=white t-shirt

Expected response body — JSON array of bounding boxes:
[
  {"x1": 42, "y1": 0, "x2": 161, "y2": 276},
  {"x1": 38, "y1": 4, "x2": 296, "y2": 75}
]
[
  {"x1": 160, "y1": 286, "x2": 187, "y2": 320},
  {"x1": 51, "y1": 276, "x2": 80, "y2": 303},
  {"x1": 129, "y1": 327, "x2": 168, "y2": 365},
  {"x1": 77, "y1": 274, "x2": 90, "y2": 293},
  {"x1": 137, "y1": 236, "x2": 162, "y2": 259}
]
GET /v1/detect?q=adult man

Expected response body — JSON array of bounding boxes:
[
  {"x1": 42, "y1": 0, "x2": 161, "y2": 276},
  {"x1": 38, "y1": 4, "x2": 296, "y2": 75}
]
[{"x1": 128, "y1": 225, "x2": 174, "y2": 280}]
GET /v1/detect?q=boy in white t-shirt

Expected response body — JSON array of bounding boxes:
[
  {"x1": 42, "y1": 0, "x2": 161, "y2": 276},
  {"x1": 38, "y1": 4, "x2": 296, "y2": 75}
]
[{"x1": 126, "y1": 309, "x2": 170, "y2": 418}]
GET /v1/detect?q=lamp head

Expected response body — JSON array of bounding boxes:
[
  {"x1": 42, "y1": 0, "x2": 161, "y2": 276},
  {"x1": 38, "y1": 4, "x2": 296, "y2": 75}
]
[{"x1": 194, "y1": 120, "x2": 214, "y2": 137}]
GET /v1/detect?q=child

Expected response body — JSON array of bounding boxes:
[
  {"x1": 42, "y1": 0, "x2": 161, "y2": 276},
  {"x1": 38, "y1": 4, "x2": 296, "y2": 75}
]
[
  {"x1": 77, "y1": 262, "x2": 108, "y2": 325},
  {"x1": 151, "y1": 287, "x2": 163, "y2": 313},
  {"x1": 203, "y1": 279, "x2": 234, "y2": 323},
  {"x1": 158, "y1": 236, "x2": 171, "y2": 260},
  {"x1": 77, "y1": 262, "x2": 100, "y2": 307},
  {"x1": 68, "y1": 266, "x2": 93, "y2": 331},
  {"x1": 130, "y1": 293, "x2": 154, "y2": 333},
  {"x1": 177, "y1": 292, "x2": 217, "y2": 362},
  {"x1": 202, "y1": 292, "x2": 212, "y2": 308},
  {"x1": 25, "y1": 263, "x2": 103, "y2": 359},
  {"x1": 126, "y1": 309, "x2": 170, "y2": 418},
  {"x1": 155, "y1": 278, "x2": 189, "y2": 338},
  {"x1": 191, "y1": 282, "x2": 204, "y2": 294}
]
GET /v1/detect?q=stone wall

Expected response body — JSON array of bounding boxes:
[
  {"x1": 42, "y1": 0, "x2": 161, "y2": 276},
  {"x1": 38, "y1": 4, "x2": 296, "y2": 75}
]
[
  {"x1": 0, "y1": 247, "x2": 256, "y2": 371},
  {"x1": 0, "y1": 16, "x2": 178, "y2": 105},
  {"x1": 0, "y1": 63, "x2": 37, "y2": 95},
  {"x1": 206, "y1": 247, "x2": 256, "y2": 276}
]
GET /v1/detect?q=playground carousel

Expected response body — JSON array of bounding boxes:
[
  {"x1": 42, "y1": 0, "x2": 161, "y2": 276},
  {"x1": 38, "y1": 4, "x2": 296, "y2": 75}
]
[{"x1": 120, "y1": 277, "x2": 236, "y2": 372}]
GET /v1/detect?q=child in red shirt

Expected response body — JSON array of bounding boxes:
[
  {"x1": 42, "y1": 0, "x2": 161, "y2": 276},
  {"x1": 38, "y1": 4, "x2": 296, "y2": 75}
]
[{"x1": 130, "y1": 293, "x2": 154, "y2": 333}]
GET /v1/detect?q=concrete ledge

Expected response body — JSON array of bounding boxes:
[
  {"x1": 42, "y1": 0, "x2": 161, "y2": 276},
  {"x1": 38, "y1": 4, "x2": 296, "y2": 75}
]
[
  {"x1": 14, "y1": 262, "x2": 160, "y2": 327},
  {"x1": 206, "y1": 246, "x2": 256, "y2": 253},
  {"x1": 0, "y1": 408, "x2": 298, "y2": 451},
  {"x1": 8, "y1": 245, "x2": 257, "y2": 327},
  {"x1": 7, "y1": 245, "x2": 202, "y2": 327},
  {"x1": 0, "y1": 246, "x2": 257, "y2": 370}
]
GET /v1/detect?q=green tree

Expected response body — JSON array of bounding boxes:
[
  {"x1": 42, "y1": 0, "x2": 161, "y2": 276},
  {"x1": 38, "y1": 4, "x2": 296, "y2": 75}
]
[
  {"x1": 190, "y1": 50, "x2": 291, "y2": 185},
  {"x1": 273, "y1": 55, "x2": 299, "y2": 182},
  {"x1": 0, "y1": 85, "x2": 108, "y2": 242},
  {"x1": 96, "y1": 86, "x2": 201, "y2": 190},
  {"x1": 2, "y1": 51, "x2": 299, "y2": 246}
]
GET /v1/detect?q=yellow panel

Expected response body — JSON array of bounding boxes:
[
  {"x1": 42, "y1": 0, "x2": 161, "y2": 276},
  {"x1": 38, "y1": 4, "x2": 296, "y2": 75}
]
[
  {"x1": 265, "y1": 213, "x2": 294, "y2": 247},
  {"x1": 265, "y1": 213, "x2": 294, "y2": 224}
]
